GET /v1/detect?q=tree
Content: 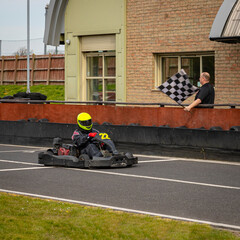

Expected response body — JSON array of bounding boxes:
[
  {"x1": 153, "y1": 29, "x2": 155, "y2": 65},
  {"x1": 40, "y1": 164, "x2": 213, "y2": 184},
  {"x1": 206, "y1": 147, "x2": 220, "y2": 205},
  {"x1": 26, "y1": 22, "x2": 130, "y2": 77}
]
[{"x1": 14, "y1": 47, "x2": 33, "y2": 56}]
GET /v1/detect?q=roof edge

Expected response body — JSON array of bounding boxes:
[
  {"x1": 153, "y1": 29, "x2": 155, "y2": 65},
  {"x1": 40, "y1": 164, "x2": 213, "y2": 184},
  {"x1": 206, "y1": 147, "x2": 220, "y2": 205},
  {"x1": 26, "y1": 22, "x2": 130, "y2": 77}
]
[
  {"x1": 209, "y1": 0, "x2": 238, "y2": 41},
  {"x1": 43, "y1": 0, "x2": 68, "y2": 46}
]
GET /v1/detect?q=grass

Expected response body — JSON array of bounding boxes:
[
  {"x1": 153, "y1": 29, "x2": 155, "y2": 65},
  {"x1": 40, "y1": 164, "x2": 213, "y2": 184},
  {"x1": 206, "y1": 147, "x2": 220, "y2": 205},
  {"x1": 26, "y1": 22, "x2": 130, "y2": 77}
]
[
  {"x1": 0, "y1": 192, "x2": 239, "y2": 240},
  {"x1": 0, "y1": 85, "x2": 64, "y2": 101}
]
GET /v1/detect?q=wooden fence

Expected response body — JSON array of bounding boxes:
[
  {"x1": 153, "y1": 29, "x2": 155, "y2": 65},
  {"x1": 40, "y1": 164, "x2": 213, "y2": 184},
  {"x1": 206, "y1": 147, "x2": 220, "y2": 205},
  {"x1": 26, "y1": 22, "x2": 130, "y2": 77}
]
[{"x1": 0, "y1": 54, "x2": 64, "y2": 85}]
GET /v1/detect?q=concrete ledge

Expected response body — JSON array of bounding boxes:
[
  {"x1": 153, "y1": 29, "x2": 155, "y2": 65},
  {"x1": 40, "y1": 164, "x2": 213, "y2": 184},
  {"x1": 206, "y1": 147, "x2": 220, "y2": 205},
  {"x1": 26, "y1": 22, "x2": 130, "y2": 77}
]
[{"x1": 0, "y1": 121, "x2": 239, "y2": 161}]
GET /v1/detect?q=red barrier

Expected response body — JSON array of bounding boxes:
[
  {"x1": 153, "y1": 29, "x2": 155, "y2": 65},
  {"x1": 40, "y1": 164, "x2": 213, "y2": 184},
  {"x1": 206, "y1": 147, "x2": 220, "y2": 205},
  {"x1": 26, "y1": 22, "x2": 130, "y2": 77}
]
[{"x1": 0, "y1": 103, "x2": 239, "y2": 130}]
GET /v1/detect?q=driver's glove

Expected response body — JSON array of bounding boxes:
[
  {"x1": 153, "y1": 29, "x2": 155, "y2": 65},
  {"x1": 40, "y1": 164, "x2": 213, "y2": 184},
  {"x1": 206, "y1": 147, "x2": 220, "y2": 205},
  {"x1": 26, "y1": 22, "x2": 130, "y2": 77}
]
[{"x1": 88, "y1": 132, "x2": 97, "y2": 138}]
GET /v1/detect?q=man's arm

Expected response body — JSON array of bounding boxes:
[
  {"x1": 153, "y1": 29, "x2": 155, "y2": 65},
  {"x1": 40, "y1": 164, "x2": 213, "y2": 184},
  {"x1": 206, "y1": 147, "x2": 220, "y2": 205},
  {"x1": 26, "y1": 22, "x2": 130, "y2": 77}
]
[{"x1": 184, "y1": 98, "x2": 202, "y2": 112}]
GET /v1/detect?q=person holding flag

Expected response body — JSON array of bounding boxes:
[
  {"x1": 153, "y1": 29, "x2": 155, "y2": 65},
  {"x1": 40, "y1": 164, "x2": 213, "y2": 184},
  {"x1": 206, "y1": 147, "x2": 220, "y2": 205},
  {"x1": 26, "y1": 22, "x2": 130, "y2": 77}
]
[{"x1": 184, "y1": 72, "x2": 215, "y2": 112}]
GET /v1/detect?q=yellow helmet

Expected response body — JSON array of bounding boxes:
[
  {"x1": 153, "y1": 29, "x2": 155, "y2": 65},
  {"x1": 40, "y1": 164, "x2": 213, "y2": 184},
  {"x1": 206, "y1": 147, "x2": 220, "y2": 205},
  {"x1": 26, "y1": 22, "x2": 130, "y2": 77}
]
[{"x1": 77, "y1": 112, "x2": 92, "y2": 131}]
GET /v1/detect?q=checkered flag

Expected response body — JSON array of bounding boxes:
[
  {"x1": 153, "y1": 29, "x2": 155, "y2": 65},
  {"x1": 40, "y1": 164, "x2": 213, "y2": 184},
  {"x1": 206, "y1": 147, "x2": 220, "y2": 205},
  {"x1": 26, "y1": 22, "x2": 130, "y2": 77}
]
[{"x1": 157, "y1": 69, "x2": 199, "y2": 105}]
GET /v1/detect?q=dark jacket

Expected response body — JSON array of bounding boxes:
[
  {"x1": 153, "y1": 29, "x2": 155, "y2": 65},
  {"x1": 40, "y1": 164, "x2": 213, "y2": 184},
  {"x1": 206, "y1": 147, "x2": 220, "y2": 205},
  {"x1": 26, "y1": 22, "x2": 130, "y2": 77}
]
[
  {"x1": 195, "y1": 83, "x2": 215, "y2": 107},
  {"x1": 72, "y1": 127, "x2": 99, "y2": 149}
]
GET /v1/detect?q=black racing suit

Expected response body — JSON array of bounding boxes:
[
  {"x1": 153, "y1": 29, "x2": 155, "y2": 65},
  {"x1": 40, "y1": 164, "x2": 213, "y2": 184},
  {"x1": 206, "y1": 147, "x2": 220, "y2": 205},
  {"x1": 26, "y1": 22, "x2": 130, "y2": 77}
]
[{"x1": 71, "y1": 127, "x2": 102, "y2": 158}]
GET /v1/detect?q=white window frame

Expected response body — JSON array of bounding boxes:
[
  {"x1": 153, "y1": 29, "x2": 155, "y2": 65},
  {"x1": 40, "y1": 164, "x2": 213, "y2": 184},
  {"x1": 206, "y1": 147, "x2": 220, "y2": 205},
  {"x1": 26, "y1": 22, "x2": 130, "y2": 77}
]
[
  {"x1": 85, "y1": 51, "x2": 116, "y2": 101},
  {"x1": 155, "y1": 52, "x2": 215, "y2": 87}
]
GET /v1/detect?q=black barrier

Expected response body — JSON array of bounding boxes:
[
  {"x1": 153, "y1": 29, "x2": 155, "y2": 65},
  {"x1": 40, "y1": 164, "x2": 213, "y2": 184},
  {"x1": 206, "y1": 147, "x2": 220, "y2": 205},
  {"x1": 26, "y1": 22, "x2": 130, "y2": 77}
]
[{"x1": 0, "y1": 120, "x2": 239, "y2": 161}]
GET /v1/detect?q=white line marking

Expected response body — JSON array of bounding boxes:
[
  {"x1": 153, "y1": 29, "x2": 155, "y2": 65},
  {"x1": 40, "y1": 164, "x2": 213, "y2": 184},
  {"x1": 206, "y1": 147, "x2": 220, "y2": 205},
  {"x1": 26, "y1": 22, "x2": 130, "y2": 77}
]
[
  {"x1": 0, "y1": 143, "x2": 48, "y2": 149},
  {"x1": 0, "y1": 150, "x2": 39, "y2": 153},
  {"x1": 135, "y1": 154, "x2": 240, "y2": 166},
  {"x1": 139, "y1": 159, "x2": 177, "y2": 163},
  {"x1": 0, "y1": 159, "x2": 40, "y2": 165},
  {"x1": 69, "y1": 168, "x2": 240, "y2": 190},
  {"x1": 0, "y1": 188, "x2": 239, "y2": 231},
  {"x1": 0, "y1": 166, "x2": 52, "y2": 172},
  {"x1": 0, "y1": 158, "x2": 239, "y2": 190},
  {"x1": 136, "y1": 154, "x2": 173, "y2": 159},
  {"x1": 178, "y1": 158, "x2": 240, "y2": 166}
]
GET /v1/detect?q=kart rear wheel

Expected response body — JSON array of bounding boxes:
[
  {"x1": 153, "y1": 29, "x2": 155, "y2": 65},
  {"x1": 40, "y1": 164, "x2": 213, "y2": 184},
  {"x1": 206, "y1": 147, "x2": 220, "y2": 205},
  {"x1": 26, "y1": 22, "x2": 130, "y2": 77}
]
[
  {"x1": 47, "y1": 149, "x2": 54, "y2": 155},
  {"x1": 125, "y1": 152, "x2": 133, "y2": 159}
]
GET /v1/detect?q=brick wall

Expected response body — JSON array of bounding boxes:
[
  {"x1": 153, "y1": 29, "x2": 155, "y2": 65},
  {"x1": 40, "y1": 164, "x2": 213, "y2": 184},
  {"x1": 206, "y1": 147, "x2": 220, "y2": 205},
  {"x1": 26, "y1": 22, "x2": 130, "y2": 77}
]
[
  {"x1": 215, "y1": 44, "x2": 240, "y2": 103},
  {"x1": 126, "y1": 0, "x2": 240, "y2": 104}
]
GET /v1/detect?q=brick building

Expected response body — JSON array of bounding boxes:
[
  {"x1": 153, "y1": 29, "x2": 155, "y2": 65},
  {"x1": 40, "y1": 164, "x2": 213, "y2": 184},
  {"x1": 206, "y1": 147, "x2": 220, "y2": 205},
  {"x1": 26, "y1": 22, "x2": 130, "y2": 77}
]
[
  {"x1": 44, "y1": 0, "x2": 240, "y2": 104},
  {"x1": 126, "y1": 0, "x2": 240, "y2": 104}
]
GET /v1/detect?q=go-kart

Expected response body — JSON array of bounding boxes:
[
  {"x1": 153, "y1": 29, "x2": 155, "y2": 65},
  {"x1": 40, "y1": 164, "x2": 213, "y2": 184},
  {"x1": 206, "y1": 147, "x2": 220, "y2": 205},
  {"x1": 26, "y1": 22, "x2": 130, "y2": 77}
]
[{"x1": 38, "y1": 132, "x2": 138, "y2": 168}]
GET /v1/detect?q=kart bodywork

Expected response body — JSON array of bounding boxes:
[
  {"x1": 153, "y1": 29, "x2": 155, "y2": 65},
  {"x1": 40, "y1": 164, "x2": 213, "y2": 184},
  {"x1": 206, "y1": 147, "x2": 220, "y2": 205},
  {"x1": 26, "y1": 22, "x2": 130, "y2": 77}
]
[{"x1": 38, "y1": 132, "x2": 138, "y2": 168}]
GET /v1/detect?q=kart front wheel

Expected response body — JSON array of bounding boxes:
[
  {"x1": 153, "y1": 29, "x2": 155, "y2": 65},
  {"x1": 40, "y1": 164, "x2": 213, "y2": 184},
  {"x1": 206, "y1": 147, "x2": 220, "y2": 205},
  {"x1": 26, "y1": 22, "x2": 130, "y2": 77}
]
[
  {"x1": 79, "y1": 154, "x2": 90, "y2": 161},
  {"x1": 79, "y1": 154, "x2": 91, "y2": 168}
]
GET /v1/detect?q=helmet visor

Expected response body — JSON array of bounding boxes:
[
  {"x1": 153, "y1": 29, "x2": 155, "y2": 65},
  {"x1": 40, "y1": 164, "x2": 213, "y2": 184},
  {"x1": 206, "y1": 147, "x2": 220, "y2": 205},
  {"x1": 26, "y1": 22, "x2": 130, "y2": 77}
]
[{"x1": 78, "y1": 119, "x2": 92, "y2": 127}]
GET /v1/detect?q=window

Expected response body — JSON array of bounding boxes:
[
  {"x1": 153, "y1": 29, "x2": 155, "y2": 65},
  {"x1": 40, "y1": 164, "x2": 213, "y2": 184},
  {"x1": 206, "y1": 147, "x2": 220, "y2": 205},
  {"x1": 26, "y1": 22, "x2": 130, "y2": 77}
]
[
  {"x1": 156, "y1": 53, "x2": 215, "y2": 87},
  {"x1": 86, "y1": 52, "x2": 116, "y2": 101}
]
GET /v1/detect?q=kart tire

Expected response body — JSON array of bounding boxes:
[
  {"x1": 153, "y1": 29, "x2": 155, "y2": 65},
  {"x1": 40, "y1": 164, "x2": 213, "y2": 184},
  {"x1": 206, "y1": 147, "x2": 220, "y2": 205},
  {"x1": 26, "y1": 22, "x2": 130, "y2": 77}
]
[
  {"x1": 125, "y1": 152, "x2": 135, "y2": 167},
  {"x1": 27, "y1": 92, "x2": 47, "y2": 100},
  {"x1": 125, "y1": 152, "x2": 133, "y2": 159},
  {"x1": 13, "y1": 92, "x2": 27, "y2": 98},
  {"x1": 47, "y1": 149, "x2": 55, "y2": 155},
  {"x1": 79, "y1": 154, "x2": 90, "y2": 168},
  {"x1": 79, "y1": 154, "x2": 90, "y2": 161}
]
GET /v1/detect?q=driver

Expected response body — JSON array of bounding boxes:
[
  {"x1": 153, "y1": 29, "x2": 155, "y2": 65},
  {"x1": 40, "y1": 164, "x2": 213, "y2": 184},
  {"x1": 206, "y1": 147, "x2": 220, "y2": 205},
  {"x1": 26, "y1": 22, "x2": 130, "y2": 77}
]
[{"x1": 72, "y1": 112, "x2": 102, "y2": 158}]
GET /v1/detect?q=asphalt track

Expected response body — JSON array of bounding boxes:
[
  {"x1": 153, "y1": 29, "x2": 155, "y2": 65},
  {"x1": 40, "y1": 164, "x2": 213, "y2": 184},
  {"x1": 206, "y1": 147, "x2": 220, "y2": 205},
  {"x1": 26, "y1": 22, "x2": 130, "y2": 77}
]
[{"x1": 0, "y1": 143, "x2": 240, "y2": 231}]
